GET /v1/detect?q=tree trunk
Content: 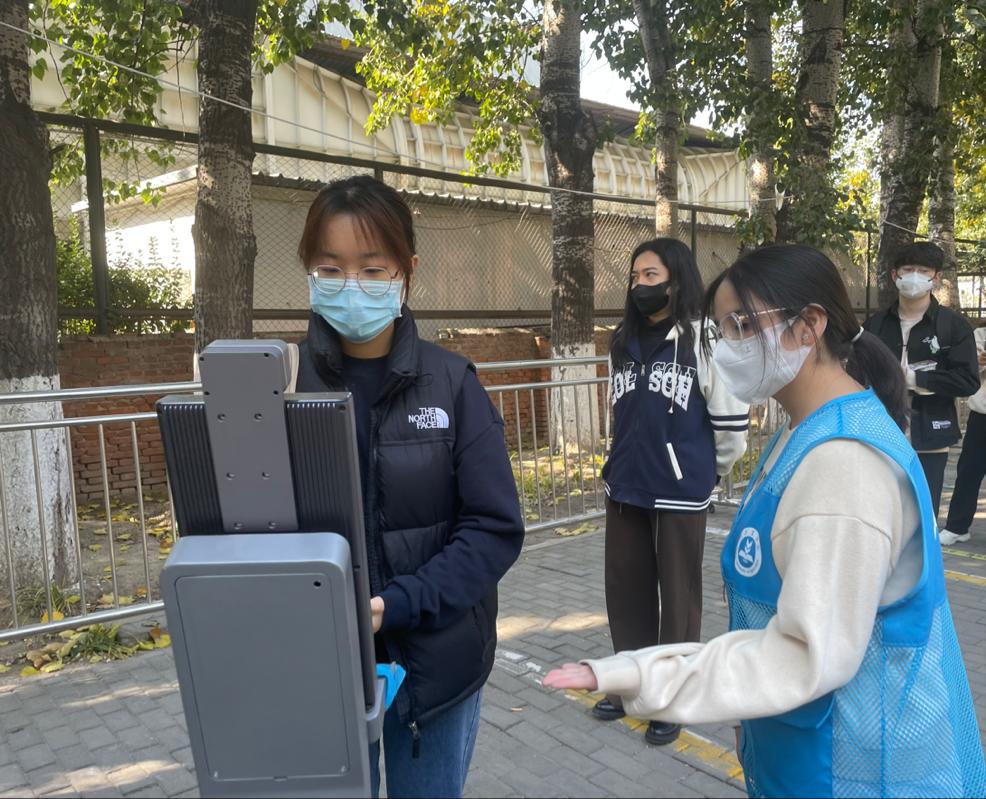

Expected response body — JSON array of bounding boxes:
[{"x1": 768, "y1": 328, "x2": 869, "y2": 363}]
[
  {"x1": 0, "y1": 0, "x2": 77, "y2": 601},
  {"x1": 875, "y1": 0, "x2": 944, "y2": 308},
  {"x1": 633, "y1": 0, "x2": 679, "y2": 237},
  {"x1": 929, "y1": 128, "x2": 959, "y2": 308},
  {"x1": 775, "y1": 0, "x2": 845, "y2": 242},
  {"x1": 540, "y1": 0, "x2": 598, "y2": 453},
  {"x1": 744, "y1": 0, "x2": 776, "y2": 244},
  {"x1": 929, "y1": 43, "x2": 959, "y2": 308},
  {"x1": 192, "y1": 0, "x2": 258, "y2": 353}
]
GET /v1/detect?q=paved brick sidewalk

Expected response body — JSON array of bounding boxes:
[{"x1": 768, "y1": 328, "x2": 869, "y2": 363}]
[{"x1": 0, "y1": 513, "x2": 984, "y2": 798}]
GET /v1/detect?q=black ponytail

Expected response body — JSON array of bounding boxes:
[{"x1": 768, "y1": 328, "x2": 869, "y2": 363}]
[
  {"x1": 843, "y1": 331, "x2": 909, "y2": 431},
  {"x1": 703, "y1": 245, "x2": 909, "y2": 431}
]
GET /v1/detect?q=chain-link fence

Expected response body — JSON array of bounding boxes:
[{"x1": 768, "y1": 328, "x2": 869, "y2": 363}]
[
  {"x1": 958, "y1": 246, "x2": 986, "y2": 317},
  {"x1": 49, "y1": 113, "x2": 924, "y2": 340},
  {"x1": 45, "y1": 114, "x2": 752, "y2": 342}
]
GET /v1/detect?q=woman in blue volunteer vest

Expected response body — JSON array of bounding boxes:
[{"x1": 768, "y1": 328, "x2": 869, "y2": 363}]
[
  {"x1": 294, "y1": 176, "x2": 524, "y2": 798},
  {"x1": 546, "y1": 245, "x2": 986, "y2": 797},
  {"x1": 594, "y1": 238, "x2": 749, "y2": 746}
]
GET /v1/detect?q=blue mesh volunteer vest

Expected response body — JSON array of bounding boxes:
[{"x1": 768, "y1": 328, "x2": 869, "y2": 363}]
[{"x1": 722, "y1": 390, "x2": 986, "y2": 798}]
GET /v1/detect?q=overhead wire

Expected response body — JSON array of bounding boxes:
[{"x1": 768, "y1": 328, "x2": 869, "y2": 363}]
[{"x1": 2, "y1": 18, "x2": 797, "y2": 211}]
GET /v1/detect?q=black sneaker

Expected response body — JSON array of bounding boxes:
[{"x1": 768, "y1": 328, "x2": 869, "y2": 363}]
[
  {"x1": 591, "y1": 698, "x2": 626, "y2": 721},
  {"x1": 645, "y1": 721, "x2": 681, "y2": 746}
]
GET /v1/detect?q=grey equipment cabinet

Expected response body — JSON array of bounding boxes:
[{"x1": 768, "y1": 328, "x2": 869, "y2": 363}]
[{"x1": 157, "y1": 340, "x2": 384, "y2": 798}]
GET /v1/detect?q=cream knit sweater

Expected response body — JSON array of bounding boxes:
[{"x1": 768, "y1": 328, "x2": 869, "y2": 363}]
[{"x1": 584, "y1": 429, "x2": 921, "y2": 725}]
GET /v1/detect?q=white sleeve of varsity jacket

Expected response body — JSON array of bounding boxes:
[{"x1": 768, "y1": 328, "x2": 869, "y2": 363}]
[
  {"x1": 581, "y1": 439, "x2": 913, "y2": 725},
  {"x1": 696, "y1": 327, "x2": 750, "y2": 477}
]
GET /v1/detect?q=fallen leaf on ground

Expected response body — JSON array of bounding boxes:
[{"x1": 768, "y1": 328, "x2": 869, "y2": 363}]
[
  {"x1": 88, "y1": 544, "x2": 103, "y2": 552},
  {"x1": 40, "y1": 661, "x2": 64, "y2": 674},
  {"x1": 39, "y1": 610, "x2": 64, "y2": 623},
  {"x1": 556, "y1": 522, "x2": 594, "y2": 537},
  {"x1": 20, "y1": 666, "x2": 39, "y2": 677}
]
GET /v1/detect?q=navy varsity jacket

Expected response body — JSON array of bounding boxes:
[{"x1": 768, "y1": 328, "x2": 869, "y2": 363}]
[{"x1": 602, "y1": 321, "x2": 750, "y2": 512}]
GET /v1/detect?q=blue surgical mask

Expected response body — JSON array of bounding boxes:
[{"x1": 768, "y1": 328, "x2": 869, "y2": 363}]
[{"x1": 309, "y1": 278, "x2": 403, "y2": 343}]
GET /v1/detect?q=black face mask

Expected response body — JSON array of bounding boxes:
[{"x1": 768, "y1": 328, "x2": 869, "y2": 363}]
[{"x1": 631, "y1": 282, "x2": 671, "y2": 317}]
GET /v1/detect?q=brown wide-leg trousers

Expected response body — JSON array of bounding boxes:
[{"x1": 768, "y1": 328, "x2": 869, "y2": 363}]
[{"x1": 603, "y1": 497, "x2": 707, "y2": 709}]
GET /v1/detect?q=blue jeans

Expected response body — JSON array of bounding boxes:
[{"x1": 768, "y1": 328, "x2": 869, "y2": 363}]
[{"x1": 369, "y1": 688, "x2": 482, "y2": 799}]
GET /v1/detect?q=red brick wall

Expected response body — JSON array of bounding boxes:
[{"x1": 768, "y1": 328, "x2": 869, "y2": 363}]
[
  {"x1": 439, "y1": 327, "x2": 551, "y2": 448},
  {"x1": 57, "y1": 327, "x2": 614, "y2": 500},
  {"x1": 59, "y1": 335, "x2": 196, "y2": 502}
]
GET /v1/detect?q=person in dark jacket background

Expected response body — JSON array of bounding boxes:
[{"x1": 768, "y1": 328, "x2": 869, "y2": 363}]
[
  {"x1": 863, "y1": 242, "x2": 980, "y2": 521},
  {"x1": 594, "y1": 238, "x2": 748, "y2": 746},
  {"x1": 295, "y1": 175, "x2": 524, "y2": 798}
]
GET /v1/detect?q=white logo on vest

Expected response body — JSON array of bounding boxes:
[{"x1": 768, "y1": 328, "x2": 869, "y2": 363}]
[
  {"x1": 408, "y1": 407, "x2": 450, "y2": 430},
  {"x1": 735, "y1": 527, "x2": 762, "y2": 577}
]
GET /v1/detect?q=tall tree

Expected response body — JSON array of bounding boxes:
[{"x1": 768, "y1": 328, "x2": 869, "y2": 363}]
[
  {"x1": 32, "y1": 0, "x2": 351, "y2": 351},
  {"x1": 775, "y1": 0, "x2": 847, "y2": 243},
  {"x1": 743, "y1": 0, "x2": 777, "y2": 243},
  {"x1": 540, "y1": 0, "x2": 598, "y2": 445},
  {"x1": 189, "y1": 0, "x2": 259, "y2": 352},
  {"x1": 356, "y1": 0, "x2": 604, "y2": 444},
  {"x1": 0, "y1": 0, "x2": 76, "y2": 594},
  {"x1": 632, "y1": 0, "x2": 680, "y2": 236},
  {"x1": 929, "y1": 38, "x2": 960, "y2": 307},
  {"x1": 875, "y1": 0, "x2": 947, "y2": 307}
]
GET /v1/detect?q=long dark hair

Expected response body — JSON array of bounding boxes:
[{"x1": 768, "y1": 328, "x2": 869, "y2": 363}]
[
  {"x1": 610, "y1": 238, "x2": 705, "y2": 367},
  {"x1": 702, "y1": 245, "x2": 908, "y2": 430}
]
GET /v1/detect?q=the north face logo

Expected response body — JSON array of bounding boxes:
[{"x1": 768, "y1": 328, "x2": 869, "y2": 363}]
[{"x1": 408, "y1": 407, "x2": 450, "y2": 430}]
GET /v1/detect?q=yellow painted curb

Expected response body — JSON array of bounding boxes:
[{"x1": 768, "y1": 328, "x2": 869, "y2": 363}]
[
  {"x1": 945, "y1": 569, "x2": 986, "y2": 588},
  {"x1": 942, "y1": 547, "x2": 986, "y2": 562},
  {"x1": 563, "y1": 689, "x2": 745, "y2": 781}
]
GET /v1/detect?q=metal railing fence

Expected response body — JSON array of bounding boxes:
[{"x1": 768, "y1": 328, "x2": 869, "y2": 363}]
[{"x1": 0, "y1": 355, "x2": 879, "y2": 643}]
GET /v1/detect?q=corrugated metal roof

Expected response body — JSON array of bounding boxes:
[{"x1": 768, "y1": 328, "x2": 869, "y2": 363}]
[{"x1": 31, "y1": 38, "x2": 751, "y2": 216}]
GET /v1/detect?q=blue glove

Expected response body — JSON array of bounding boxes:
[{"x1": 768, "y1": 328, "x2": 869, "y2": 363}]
[{"x1": 376, "y1": 662, "x2": 407, "y2": 711}]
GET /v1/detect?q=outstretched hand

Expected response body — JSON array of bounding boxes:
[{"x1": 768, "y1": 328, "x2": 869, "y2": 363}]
[{"x1": 542, "y1": 663, "x2": 598, "y2": 691}]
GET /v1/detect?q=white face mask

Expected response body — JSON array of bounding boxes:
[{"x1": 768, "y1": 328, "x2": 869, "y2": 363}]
[
  {"x1": 895, "y1": 272, "x2": 934, "y2": 299},
  {"x1": 713, "y1": 318, "x2": 813, "y2": 404}
]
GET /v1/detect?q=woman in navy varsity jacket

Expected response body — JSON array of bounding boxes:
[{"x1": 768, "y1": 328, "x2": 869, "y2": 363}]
[
  {"x1": 295, "y1": 176, "x2": 524, "y2": 798},
  {"x1": 593, "y1": 238, "x2": 749, "y2": 746}
]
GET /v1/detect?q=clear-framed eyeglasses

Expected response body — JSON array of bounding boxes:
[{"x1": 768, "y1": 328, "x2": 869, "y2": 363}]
[
  {"x1": 716, "y1": 308, "x2": 793, "y2": 341},
  {"x1": 309, "y1": 265, "x2": 401, "y2": 297}
]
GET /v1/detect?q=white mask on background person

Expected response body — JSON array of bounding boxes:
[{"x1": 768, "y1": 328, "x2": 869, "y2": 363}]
[
  {"x1": 713, "y1": 318, "x2": 813, "y2": 404},
  {"x1": 895, "y1": 272, "x2": 934, "y2": 299}
]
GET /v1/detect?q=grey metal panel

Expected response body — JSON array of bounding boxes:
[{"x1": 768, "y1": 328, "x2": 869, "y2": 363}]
[
  {"x1": 157, "y1": 396, "x2": 222, "y2": 534},
  {"x1": 199, "y1": 340, "x2": 298, "y2": 533},
  {"x1": 162, "y1": 533, "x2": 374, "y2": 798},
  {"x1": 158, "y1": 389, "x2": 377, "y2": 704},
  {"x1": 285, "y1": 394, "x2": 376, "y2": 704}
]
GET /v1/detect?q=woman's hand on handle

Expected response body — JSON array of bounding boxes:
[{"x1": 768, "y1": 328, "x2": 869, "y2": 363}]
[
  {"x1": 542, "y1": 663, "x2": 599, "y2": 691},
  {"x1": 370, "y1": 596, "x2": 385, "y2": 633}
]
